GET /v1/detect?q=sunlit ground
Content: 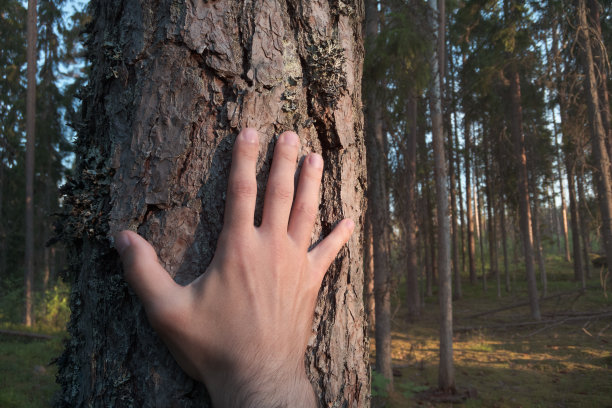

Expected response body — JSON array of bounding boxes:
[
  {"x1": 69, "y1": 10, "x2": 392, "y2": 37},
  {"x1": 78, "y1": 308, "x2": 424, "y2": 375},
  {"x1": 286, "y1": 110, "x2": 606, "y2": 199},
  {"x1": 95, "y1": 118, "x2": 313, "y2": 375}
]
[{"x1": 373, "y1": 256, "x2": 612, "y2": 407}]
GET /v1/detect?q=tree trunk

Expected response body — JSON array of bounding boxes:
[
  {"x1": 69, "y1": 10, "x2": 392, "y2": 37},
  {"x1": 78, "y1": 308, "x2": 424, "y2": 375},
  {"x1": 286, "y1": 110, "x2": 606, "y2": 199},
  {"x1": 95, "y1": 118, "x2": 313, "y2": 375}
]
[
  {"x1": 429, "y1": 0, "x2": 455, "y2": 393},
  {"x1": 587, "y1": 0, "x2": 611, "y2": 160},
  {"x1": 577, "y1": 168, "x2": 592, "y2": 279},
  {"x1": 530, "y1": 186, "x2": 547, "y2": 297},
  {"x1": 476, "y1": 165, "x2": 487, "y2": 292},
  {"x1": 365, "y1": 0, "x2": 393, "y2": 389},
  {"x1": 552, "y1": 105, "x2": 571, "y2": 261},
  {"x1": 56, "y1": 1, "x2": 370, "y2": 406},
  {"x1": 484, "y1": 141, "x2": 500, "y2": 298},
  {"x1": 405, "y1": 91, "x2": 420, "y2": 319},
  {"x1": 24, "y1": 0, "x2": 37, "y2": 327},
  {"x1": 578, "y1": 0, "x2": 612, "y2": 276},
  {"x1": 499, "y1": 203, "x2": 511, "y2": 292},
  {"x1": 465, "y1": 116, "x2": 477, "y2": 284},
  {"x1": 567, "y1": 168, "x2": 585, "y2": 287},
  {"x1": 509, "y1": 67, "x2": 541, "y2": 321}
]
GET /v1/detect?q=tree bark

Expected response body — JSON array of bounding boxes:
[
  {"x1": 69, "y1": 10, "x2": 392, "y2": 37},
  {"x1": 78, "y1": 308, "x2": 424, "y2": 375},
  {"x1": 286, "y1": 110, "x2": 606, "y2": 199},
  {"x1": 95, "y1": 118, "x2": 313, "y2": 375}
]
[
  {"x1": 56, "y1": 1, "x2": 370, "y2": 406},
  {"x1": 578, "y1": 0, "x2": 612, "y2": 277},
  {"x1": 465, "y1": 116, "x2": 477, "y2": 284},
  {"x1": 365, "y1": 0, "x2": 393, "y2": 389},
  {"x1": 405, "y1": 91, "x2": 420, "y2": 320},
  {"x1": 577, "y1": 167, "x2": 592, "y2": 279},
  {"x1": 499, "y1": 202, "x2": 511, "y2": 292},
  {"x1": 429, "y1": 0, "x2": 455, "y2": 392},
  {"x1": 566, "y1": 167, "x2": 585, "y2": 286},
  {"x1": 509, "y1": 67, "x2": 541, "y2": 321},
  {"x1": 24, "y1": 0, "x2": 37, "y2": 327}
]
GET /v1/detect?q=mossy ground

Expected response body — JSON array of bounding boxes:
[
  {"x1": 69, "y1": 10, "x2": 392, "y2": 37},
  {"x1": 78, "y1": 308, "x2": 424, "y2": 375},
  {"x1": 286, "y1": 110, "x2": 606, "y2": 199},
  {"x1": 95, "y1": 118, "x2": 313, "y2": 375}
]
[
  {"x1": 0, "y1": 328, "x2": 63, "y2": 408},
  {"x1": 373, "y1": 255, "x2": 612, "y2": 407}
]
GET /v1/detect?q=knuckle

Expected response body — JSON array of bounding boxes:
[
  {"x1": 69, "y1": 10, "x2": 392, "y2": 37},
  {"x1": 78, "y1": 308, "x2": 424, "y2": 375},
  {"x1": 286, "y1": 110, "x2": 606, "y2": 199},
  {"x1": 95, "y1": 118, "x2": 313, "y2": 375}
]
[
  {"x1": 235, "y1": 141, "x2": 259, "y2": 161},
  {"x1": 268, "y1": 183, "x2": 294, "y2": 201},
  {"x1": 294, "y1": 201, "x2": 318, "y2": 222},
  {"x1": 229, "y1": 179, "x2": 257, "y2": 198}
]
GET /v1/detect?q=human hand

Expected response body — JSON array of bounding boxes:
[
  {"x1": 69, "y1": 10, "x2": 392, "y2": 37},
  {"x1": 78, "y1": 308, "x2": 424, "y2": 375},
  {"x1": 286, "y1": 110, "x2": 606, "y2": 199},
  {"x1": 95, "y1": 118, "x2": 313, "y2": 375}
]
[{"x1": 114, "y1": 128, "x2": 354, "y2": 407}]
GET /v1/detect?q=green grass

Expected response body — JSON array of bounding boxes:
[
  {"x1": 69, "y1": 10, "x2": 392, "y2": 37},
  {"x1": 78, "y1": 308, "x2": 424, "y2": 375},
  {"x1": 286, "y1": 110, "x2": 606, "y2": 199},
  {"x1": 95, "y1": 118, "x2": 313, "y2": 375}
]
[
  {"x1": 0, "y1": 332, "x2": 63, "y2": 407},
  {"x1": 376, "y1": 253, "x2": 612, "y2": 407}
]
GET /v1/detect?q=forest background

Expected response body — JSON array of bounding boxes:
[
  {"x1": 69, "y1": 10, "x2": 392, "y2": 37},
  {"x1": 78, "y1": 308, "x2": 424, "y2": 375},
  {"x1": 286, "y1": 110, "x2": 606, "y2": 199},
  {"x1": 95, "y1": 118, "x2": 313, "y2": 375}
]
[{"x1": 0, "y1": 0, "x2": 611, "y2": 406}]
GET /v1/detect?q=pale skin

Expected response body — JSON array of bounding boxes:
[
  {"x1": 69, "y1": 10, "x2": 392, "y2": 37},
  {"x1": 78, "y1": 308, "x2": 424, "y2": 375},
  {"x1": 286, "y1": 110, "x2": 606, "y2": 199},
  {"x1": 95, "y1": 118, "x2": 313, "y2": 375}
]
[{"x1": 114, "y1": 128, "x2": 354, "y2": 407}]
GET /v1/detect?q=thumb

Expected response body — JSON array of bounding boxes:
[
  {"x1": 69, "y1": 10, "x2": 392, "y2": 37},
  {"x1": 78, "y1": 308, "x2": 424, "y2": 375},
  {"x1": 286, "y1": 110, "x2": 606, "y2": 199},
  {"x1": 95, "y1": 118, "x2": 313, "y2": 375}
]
[{"x1": 115, "y1": 230, "x2": 179, "y2": 309}]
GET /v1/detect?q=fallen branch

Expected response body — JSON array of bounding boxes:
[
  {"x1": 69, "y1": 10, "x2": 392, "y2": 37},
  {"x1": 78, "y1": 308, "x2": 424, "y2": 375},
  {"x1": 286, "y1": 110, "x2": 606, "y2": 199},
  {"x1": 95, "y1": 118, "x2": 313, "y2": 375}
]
[
  {"x1": 462, "y1": 289, "x2": 586, "y2": 319},
  {"x1": 0, "y1": 329, "x2": 54, "y2": 340},
  {"x1": 454, "y1": 311, "x2": 612, "y2": 333}
]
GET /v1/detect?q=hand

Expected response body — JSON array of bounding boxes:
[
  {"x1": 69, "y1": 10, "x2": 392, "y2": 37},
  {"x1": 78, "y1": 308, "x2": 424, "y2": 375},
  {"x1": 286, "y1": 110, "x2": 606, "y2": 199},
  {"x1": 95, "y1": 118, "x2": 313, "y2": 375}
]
[{"x1": 114, "y1": 128, "x2": 354, "y2": 407}]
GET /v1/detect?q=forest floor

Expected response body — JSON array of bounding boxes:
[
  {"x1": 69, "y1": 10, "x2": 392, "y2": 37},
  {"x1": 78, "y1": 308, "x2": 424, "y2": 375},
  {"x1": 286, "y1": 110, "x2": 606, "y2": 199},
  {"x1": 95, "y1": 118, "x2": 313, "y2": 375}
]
[
  {"x1": 1, "y1": 256, "x2": 612, "y2": 407},
  {"x1": 374, "y1": 255, "x2": 612, "y2": 407}
]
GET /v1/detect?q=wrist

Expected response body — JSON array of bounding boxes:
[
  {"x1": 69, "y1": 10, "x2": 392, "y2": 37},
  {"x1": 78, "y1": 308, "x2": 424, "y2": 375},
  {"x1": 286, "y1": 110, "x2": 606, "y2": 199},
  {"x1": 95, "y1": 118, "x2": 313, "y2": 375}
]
[{"x1": 205, "y1": 362, "x2": 317, "y2": 408}]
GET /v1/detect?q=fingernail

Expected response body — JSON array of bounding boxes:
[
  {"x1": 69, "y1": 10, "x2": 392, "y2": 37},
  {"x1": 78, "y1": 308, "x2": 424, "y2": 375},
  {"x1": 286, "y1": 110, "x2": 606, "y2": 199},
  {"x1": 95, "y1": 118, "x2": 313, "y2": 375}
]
[
  {"x1": 308, "y1": 153, "x2": 323, "y2": 169},
  {"x1": 241, "y1": 128, "x2": 258, "y2": 143},
  {"x1": 115, "y1": 232, "x2": 131, "y2": 256},
  {"x1": 280, "y1": 131, "x2": 298, "y2": 146}
]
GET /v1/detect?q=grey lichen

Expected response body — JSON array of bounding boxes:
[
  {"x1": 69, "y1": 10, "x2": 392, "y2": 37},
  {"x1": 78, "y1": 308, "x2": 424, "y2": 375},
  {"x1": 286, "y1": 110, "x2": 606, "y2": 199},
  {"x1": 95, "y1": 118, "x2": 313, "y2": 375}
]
[{"x1": 306, "y1": 34, "x2": 347, "y2": 107}]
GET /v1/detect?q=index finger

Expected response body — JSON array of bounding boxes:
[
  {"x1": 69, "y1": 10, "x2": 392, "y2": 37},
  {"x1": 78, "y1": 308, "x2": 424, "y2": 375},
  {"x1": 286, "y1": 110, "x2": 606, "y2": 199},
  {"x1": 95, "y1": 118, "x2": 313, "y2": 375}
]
[{"x1": 224, "y1": 128, "x2": 259, "y2": 232}]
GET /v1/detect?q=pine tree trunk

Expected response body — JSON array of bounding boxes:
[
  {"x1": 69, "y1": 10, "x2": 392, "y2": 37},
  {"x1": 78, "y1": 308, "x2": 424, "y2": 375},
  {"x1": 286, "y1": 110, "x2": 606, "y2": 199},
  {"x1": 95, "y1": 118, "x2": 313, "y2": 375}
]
[
  {"x1": 484, "y1": 143, "x2": 500, "y2": 298},
  {"x1": 577, "y1": 168, "x2": 592, "y2": 279},
  {"x1": 56, "y1": 1, "x2": 370, "y2": 406},
  {"x1": 509, "y1": 67, "x2": 541, "y2": 321},
  {"x1": 24, "y1": 0, "x2": 37, "y2": 327},
  {"x1": 529, "y1": 186, "x2": 547, "y2": 297},
  {"x1": 364, "y1": 0, "x2": 393, "y2": 389},
  {"x1": 500, "y1": 203, "x2": 511, "y2": 292},
  {"x1": 578, "y1": 0, "x2": 612, "y2": 277},
  {"x1": 567, "y1": 168, "x2": 585, "y2": 286},
  {"x1": 405, "y1": 91, "x2": 420, "y2": 319},
  {"x1": 465, "y1": 117, "x2": 477, "y2": 284},
  {"x1": 429, "y1": 0, "x2": 454, "y2": 392}
]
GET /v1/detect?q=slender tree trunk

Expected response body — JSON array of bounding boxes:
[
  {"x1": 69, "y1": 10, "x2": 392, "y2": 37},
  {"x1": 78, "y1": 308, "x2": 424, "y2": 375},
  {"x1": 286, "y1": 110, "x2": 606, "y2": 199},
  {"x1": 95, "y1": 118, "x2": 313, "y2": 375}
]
[
  {"x1": 577, "y1": 168, "x2": 592, "y2": 279},
  {"x1": 567, "y1": 169, "x2": 586, "y2": 287},
  {"x1": 484, "y1": 140, "x2": 500, "y2": 298},
  {"x1": 24, "y1": 0, "x2": 37, "y2": 327},
  {"x1": 500, "y1": 203, "x2": 511, "y2": 292},
  {"x1": 465, "y1": 117, "x2": 476, "y2": 284},
  {"x1": 423, "y1": 188, "x2": 434, "y2": 298},
  {"x1": 509, "y1": 67, "x2": 541, "y2": 321},
  {"x1": 530, "y1": 186, "x2": 547, "y2": 297},
  {"x1": 429, "y1": 0, "x2": 454, "y2": 392},
  {"x1": 578, "y1": 0, "x2": 612, "y2": 276},
  {"x1": 56, "y1": 1, "x2": 369, "y2": 405},
  {"x1": 405, "y1": 91, "x2": 420, "y2": 319},
  {"x1": 476, "y1": 166, "x2": 487, "y2": 292},
  {"x1": 363, "y1": 213, "x2": 375, "y2": 330},
  {"x1": 365, "y1": 0, "x2": 393, "y2": 388},
  {"x1": 552, "y1": 107, "x2": 571, "y2": 261}
]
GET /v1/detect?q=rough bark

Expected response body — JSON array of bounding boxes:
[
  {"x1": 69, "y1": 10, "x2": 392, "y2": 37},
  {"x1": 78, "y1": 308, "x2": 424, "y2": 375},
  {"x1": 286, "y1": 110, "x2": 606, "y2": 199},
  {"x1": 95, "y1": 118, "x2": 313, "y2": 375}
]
[
  {"x1": 484, "y1": 130, "x2": 499, "y2": 297},
  {"x1": 429, "y1": 0, "x2": 455, "y2": 392},
  {"x1": 56, "y1": 1, "x2": 369, "y2": 406},
  {"x1": 24, "y1": 0, "x2": 37, "y2": 327}
]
